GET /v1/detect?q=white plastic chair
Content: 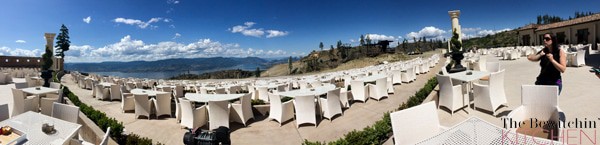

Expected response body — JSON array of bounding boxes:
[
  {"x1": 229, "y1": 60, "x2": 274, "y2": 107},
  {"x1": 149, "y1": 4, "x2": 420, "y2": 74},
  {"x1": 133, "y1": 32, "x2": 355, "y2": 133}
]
[
  {"x1": 390, "y1": 102, "x2": 446, "y2": 145},
  {"x1": 208, "y1": 100, "x2": 230, "y2": 130},
  {"x1": 319, "y1": 89, "x2": 342, "y2": 121},
  {"x1": 52, "y1": 102, "x2": 80, "y2": 123},
  {"x1": 0, "y1": 104, "x2": 9, "y2": 121},
  {"x1": 473, "y1": 69, "x2": 508, "y2": 116},
  {"x1": 507, "y1": 85, "x2": 564, "y2": 139},
  {"x1": 267, "y1": 93, "x2": 294, "y2": 126},
  {"x1": 294, "y1": 94, "x2": 317, "y2": 128},
  {"x1": 436, "y1": 74, "x2": 467, "y2": 116},
  {"x1": 230, "y1": 93, "x2": 254, "y2": 126},
  {"x1": 11, "y1": 88, "x2": 38, "y2": 117},
  {"x1": 179, "y1": 98, "x2": 207, "y2": 129},
  {"x1": 133, "y1": 94, "x2": 152, "y2": 119},
  {"x1": 154, "y1": 92, "x2": 172, "y2": 118},
  {"x1": 350, "y1": 80, "x2": 368, "y2": 103}
]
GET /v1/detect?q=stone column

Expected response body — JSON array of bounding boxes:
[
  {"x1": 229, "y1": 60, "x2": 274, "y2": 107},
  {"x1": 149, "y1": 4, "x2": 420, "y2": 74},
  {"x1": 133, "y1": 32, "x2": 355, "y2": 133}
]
[
  {"x1": 448, "y1": 10, "x2": 462, "y2": 44},
  {"x1": 44, "y1": 33, "x2": 58, "y2": 70}
]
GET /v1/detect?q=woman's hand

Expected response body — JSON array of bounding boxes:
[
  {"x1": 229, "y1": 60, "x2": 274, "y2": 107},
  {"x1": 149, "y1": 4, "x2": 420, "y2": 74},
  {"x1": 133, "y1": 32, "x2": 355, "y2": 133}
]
[{"x1": 546, "y1": 53, "x2": 554, "y2": 61}]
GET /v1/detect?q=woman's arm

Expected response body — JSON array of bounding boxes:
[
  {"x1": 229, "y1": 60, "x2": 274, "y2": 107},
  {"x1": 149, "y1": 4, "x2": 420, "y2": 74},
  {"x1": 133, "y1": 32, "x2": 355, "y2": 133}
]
[
  {"x1": 527, "y1": 49, "x2": 544, "y2": 61},
  {"x1": 547, "y1": 50, "x2": 567, "y2": 73}
]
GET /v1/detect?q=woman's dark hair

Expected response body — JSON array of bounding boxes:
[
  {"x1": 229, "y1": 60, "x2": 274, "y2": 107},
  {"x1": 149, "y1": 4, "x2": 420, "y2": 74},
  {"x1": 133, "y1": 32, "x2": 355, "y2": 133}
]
[{"x1": 544, "y1": 33, "x2": 559, "y2": 53}]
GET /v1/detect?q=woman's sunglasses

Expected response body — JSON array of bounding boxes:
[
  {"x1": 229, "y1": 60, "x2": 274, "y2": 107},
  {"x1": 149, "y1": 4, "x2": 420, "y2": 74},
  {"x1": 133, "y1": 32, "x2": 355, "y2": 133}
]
[{"x1": 544, "y1": 37, "x2": 551, "y2": 41}]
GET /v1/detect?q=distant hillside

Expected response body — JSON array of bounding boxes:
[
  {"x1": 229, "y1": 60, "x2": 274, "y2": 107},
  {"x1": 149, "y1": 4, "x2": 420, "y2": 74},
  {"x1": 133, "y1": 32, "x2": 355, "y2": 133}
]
[
  {"x1": 65, "y1": 57, "x2": 271, "y2": 73},
  {"x1": 462, "y1": 30, "x2": 517, "y2": 49},
  {"x1": 169, "y1": 69, "x2": 257, "y2": 80}
]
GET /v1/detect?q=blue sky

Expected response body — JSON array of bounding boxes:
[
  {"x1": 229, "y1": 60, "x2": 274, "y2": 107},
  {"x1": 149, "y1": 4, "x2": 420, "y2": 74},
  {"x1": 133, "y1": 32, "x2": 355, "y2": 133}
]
[{"x1": 1, "y1": 0, "x2": 599, "y2": 62}]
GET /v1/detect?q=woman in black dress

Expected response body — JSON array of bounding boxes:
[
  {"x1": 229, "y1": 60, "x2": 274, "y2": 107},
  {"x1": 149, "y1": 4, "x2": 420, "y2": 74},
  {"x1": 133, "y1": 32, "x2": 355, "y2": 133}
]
[{"x1": 527, "y1": 33, "x2": 567, "y2": 94}]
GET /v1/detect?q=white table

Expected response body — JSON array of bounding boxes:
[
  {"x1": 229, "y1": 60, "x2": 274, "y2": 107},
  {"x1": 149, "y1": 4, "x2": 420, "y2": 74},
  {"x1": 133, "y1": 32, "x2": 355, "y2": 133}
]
[
  {"x1": 21, "y1": 87, "x2": 60, "y2": 96},
  {"x1": 278, "y1": 84, "x2": 336, "y2": 98},
  {"x1": 416, "y1": 117, "x2": 561, "y2": 144},
  {"x1": 130, "y1": 89, "x2": 168, "y2": 97},
  {"x1": 99, "y1": 82, "x2": 114, "y2": 88},
  {"x1": 356, "y1": 74, "x2": 386, "y2": 82},
  {"x1": 185, "y1": 93, "x2": 245, "y2": 102},
  {"x1": 447, "y1": 71, "x2": 490, "y2": 111},
  {"x1": 0, "y1": 111, "x2": 82, "y2": 145}
]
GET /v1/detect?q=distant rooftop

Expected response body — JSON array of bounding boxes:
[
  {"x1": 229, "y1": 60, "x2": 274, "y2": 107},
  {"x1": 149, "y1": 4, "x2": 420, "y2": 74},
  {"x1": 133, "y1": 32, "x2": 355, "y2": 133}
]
[{"x1": 536, "y1": 13, "x2": 600, "y2": 31}]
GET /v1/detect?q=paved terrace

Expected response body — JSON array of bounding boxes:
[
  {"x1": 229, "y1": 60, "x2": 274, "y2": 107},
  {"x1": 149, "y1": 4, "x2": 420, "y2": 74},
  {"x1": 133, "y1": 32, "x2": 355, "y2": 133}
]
[{"x1": 3, "y1": 52, "x2": 598, "y2": 145}]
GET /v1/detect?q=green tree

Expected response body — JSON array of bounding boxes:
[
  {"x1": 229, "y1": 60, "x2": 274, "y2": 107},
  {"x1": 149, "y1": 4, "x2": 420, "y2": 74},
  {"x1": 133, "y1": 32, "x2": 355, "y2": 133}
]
[
  {"x1": 319, "y1": 42, "x2": 324, "y2": 51},
  {"x1": 359, "y1": 35, "x2": 365, "y2": 46},
  {"x1": 255, "y1": 67, "x2": 260, "y2": 77},
  {"x1": 366, "y1": 35, "x2": 372, "y2": 45},
  {"x1": 336, "y1": 40, "x2": 342, "y2": 49},
  {"x1": 41, "y1": 46, "x2": 53, "y2": 70},
  {"x1": 55, "y1": 24, "x2": 71, "y2": 58},
  {"x1": 288, "y1": 56, "x2": 293, "y2": 74}
]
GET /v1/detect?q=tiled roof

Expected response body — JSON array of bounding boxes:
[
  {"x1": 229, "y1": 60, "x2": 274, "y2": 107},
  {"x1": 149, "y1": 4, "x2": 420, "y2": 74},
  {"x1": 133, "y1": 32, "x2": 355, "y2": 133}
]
[
  {"x1": 536, "y1": 13, "x2": 600, "y2": 31},
  {"x1": 518, "y1": 24, "x2": 539, "y2": 30}
]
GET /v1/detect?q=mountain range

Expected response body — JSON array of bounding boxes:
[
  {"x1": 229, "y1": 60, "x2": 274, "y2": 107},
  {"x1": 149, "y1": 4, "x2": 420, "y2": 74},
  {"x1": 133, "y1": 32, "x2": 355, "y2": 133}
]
[{"x1": 65, "y1": 57, "x2": 299, "y2": 73}]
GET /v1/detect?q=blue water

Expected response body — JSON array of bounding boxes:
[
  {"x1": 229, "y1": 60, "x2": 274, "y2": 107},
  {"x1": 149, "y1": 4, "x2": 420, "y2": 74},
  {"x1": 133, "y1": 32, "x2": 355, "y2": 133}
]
[{"x1": 85, "y1": 65, "x2": 266, "y2": 79}]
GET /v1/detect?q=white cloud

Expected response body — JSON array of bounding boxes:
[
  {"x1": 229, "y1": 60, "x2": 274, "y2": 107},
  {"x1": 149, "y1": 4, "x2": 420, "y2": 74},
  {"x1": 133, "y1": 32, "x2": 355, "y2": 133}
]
[
  {"x1": 62, "y1": 35, "x2": 288, "y2": 62},
  {"x1": 365, "y1": 34, "x2": 395, "y2": 41},
  {"x1": 229, "y1": 22, "x2": 288, "y2": 38},
  {"x1": 15, "y1": 40, "x2": 26, "y2": 43},
  {"x1": 405, "y1": 26, "x2": 447, "y2": 41},
  {"x1": 113, "y1": 17, "x2": 164, "y2": 29},
  {"x1": 266, "y1": 30, "x2": 289, "y2": 38},
  {"x1": 83, "y1": 16, "x2": 92, "y2": 24},
  {"x1": 172, "y1": 33, "x2": 181, "y2": 39},
  {"x1": 460, "y1": 28, "x2": 512, "y2": 40},
  {"x1": 0, "y1": 46, "x2": 41, "y2": 57},
  {"x1": 167, "y1": 0, "x2": 179, "y2": 4}
]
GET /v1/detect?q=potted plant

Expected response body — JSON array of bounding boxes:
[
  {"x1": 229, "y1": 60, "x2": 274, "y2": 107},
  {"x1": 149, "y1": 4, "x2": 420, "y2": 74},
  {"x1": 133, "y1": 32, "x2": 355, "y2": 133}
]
[
  {"x1": 448, "y1": 29, "x2": 466, "y2": 73},
  {"x1": 41, "y1": 46, "x2": 53, "y2": 87}
]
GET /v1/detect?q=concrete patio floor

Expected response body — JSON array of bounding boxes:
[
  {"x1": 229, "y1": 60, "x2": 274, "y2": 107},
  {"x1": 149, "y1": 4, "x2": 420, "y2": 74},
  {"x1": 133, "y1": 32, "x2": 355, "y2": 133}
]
[{"x1": 2, "y1": 52, "x2": 599, "y2": 145}]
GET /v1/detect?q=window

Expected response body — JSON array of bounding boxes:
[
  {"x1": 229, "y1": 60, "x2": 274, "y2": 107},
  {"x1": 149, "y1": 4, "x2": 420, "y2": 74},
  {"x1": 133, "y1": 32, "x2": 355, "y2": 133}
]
[
  {"x1": 556, "y1": 32, "x2": 566, "y2": 44},
  {"x1": 576, "y1": 29, "x2": 589, "y2": 44},
  {"x1": 521, "y1": 35, "x2": 531, "y2": 46}
]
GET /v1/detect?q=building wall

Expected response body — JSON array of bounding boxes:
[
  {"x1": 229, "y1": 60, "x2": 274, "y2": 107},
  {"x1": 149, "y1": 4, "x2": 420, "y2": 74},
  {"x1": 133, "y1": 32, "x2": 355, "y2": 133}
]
[
  {"x1": 518, "y1": 20, "x2": 599, "y2": 50},
  {"x1": 0, "y1": 56, "x2": 42, "y2": 68},
  {"x1": 518, "y1": 29, "x2": 536, "y2": 46}
]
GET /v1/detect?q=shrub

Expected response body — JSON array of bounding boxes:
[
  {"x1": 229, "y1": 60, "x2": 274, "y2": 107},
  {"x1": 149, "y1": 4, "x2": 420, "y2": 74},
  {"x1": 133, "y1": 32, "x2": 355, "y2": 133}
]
[{"x1": 63, "y1": 86, "x2": 163, "y2": 145}]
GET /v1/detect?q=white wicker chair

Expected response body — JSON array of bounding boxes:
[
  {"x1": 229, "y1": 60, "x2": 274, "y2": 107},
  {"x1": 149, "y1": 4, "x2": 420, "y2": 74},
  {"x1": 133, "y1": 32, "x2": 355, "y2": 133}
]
[
  {"x1": 436, "y1": 74, "x2": 467, "y2": 116},
  {"x1": 367, "y1": 77, "x2": 388, "y2": 101},
  {"x1": 319, "y1": 89, "x2": 342, "y2": 121},
  {"x1": 573, "y1": 49, "x2": 586, "y2": 67},
  {"x1": 120, "y1": 86, "x2": 134, "y2": 113},
  {"x1": 179, "y1": 98, "x2": 207, "y2": 129},
  {"x1": 473, "y1": 69, "x2": 508, "y2": 116},
  {"x1": 173, "y1": 95, "x2": 182, "y2": 123},
  {"x1": 109, "y1": 84, "x2": 121, "y2": 101},
  {"x1": 11, "y1": 88, "x2": 38, "y2": 117},
  {"x1": 294, "y1": 94, "x2": 317, "y2": 128},
  {"x1": 133, "y1": 94, "x2": 152, "y2": 119},
  {"x1": 390, "y1": 102, "x2": 446, "y2": 145},
  {"x1": 174, "y1": 85, "x2": 185, "y2": 98},
  {"x1": 0, "y1": 104, "x2": 9, "y2": 121},
  {"x1": 257, "y1": 87, "x2": 269, "y2": 102},
  {"x1": 391, "y1": 70, "x2": 402, "y2": 85},
  {"x1": 0, "y1": 73, "x2": 6, "y2": 84},
  {"x1": 95, "y1": 84, "x2": 110, "y2": 100},
  {"x1": 52, "y1": 102, "x2": 79, "y2": 123},
  {"x1": 267, "y1": 93, "x2": 294, "y2": 126},
  {"x1": 230, "y1": 93, "x2": 254, "y2": 126},
  {"x1": 486, "y1": 62, "x2": 500, "y2": 72},
  {"x1": 50, "y1": 82, "x2": 61, "y2": 89},
  {"x1": 208, "y1": 100, "x2": 230, "y2": 130},
  {"x1": 40, "y1": 97, "x2": 59, "y2": 116},
  {"x1": 70, "y1": 127, "x2": 110, "y2": 145},
  {"x1": 154, "y1": 92, "x2": 172, "y2": 118},
  {"x1": 85, "y1": 79, "x2": 93, "y2": 90},
  {"x1": 350, "y1": 80, "x2": 368, "y2": 103},
  {"x1": 14, "y1": 82, "x2": 28, "y2": 89},
  {"x1": 507, "y1": 85, "x2": 564, "y2": 139}
]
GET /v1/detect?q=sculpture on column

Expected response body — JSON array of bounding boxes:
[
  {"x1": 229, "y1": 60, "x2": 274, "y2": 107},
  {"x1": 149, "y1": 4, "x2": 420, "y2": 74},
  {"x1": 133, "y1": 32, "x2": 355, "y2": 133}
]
[{"x1": 448, "y1": 29, "x2": 466, "y2": 73}]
